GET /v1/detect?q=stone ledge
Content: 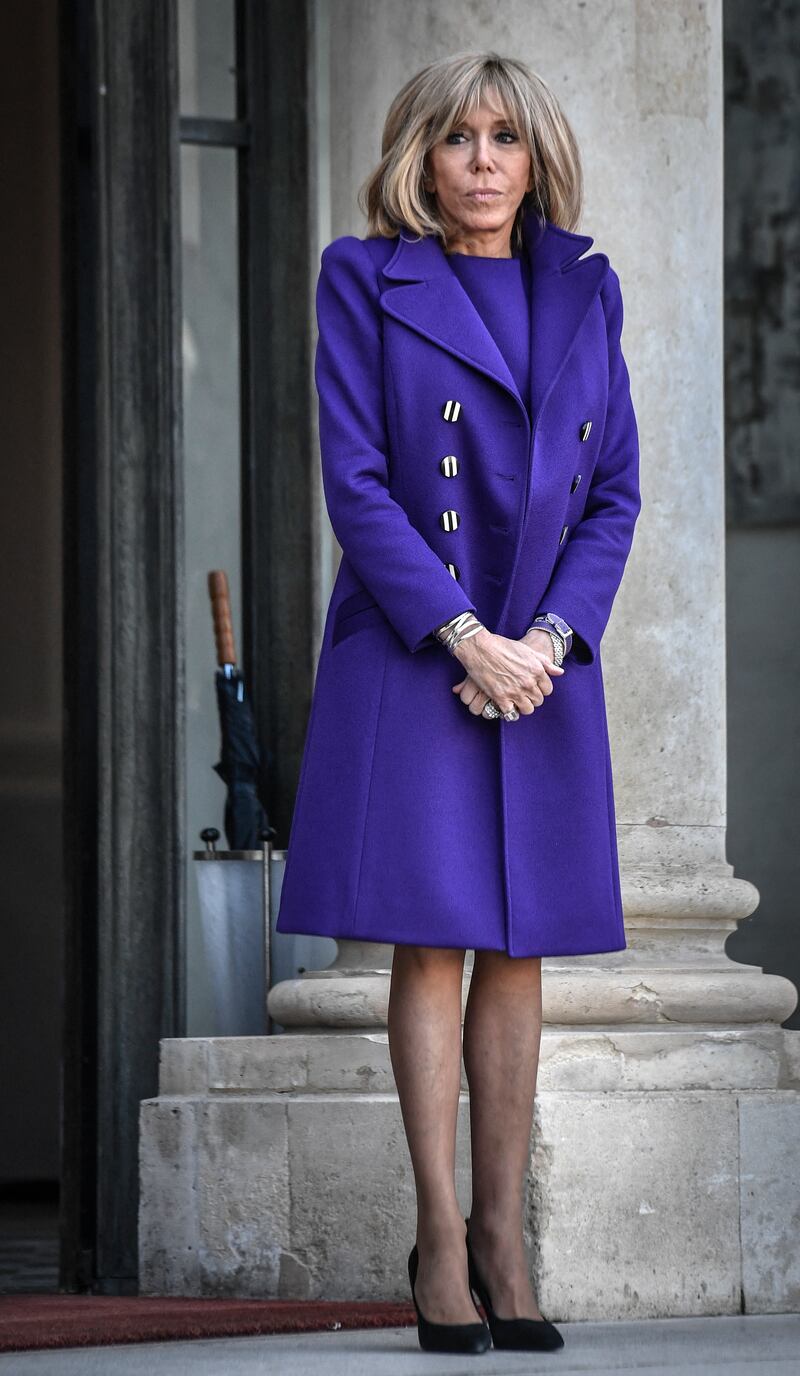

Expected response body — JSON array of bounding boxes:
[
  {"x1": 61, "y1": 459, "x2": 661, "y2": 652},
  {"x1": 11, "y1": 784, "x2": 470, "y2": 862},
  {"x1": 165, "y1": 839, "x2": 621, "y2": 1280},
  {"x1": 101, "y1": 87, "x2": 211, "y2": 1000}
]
[
  {"x1": 138, "y1": 1087, "x2": 800, "y2": 1315},
  {"x1": 159, "y1": 1024, "x2": 795, "y2": 1095}
]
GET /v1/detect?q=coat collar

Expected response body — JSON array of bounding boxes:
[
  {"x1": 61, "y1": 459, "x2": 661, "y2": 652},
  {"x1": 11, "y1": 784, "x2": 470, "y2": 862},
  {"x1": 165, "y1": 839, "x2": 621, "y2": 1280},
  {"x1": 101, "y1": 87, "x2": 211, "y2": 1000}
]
[{"x1": 379, "y1": 207, "x2": 609, "y2": 426}]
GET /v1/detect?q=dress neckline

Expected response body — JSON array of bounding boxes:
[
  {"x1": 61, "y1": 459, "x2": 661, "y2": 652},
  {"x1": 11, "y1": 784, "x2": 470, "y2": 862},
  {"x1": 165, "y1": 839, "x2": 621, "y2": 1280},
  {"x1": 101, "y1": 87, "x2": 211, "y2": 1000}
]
[{"x1": 446, "y1": 251, "x2": 522, "y2": 262}]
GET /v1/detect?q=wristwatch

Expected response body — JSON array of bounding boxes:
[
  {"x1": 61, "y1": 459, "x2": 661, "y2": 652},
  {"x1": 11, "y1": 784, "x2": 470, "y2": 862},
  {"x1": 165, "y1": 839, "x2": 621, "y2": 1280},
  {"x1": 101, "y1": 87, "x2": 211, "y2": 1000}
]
[{"x1": 527, "y1": 612, "x2": 573, "y2": 657}]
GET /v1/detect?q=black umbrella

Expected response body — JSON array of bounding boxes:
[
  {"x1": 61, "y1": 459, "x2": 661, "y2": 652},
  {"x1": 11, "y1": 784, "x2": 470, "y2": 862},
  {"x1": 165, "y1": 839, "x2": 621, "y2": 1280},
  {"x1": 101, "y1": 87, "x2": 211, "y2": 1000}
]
[{"x1": 208, "y1": 570, "x2": 271, "y2": 850}]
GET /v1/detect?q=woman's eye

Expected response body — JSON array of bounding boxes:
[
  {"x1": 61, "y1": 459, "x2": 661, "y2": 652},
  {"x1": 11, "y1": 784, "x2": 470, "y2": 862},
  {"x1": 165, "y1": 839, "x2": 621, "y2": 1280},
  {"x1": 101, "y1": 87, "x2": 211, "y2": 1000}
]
[{"x1": 445, "y1": 129, "x2": 518, "y2": 144}]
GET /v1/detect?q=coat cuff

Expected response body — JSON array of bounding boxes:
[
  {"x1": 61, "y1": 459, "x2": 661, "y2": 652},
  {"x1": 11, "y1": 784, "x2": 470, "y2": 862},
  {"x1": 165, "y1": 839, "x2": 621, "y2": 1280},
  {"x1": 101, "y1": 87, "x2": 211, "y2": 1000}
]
[{"x1": 532, "y1": 606, "x2": 598, "y2": 665}]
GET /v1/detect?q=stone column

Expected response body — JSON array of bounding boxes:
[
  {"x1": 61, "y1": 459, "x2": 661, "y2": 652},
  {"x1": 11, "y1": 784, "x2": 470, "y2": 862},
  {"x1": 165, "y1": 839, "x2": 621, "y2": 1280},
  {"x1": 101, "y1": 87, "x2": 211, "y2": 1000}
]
[{"x1": 139, "y1": 0, "x2": 800, "y2": 1315}]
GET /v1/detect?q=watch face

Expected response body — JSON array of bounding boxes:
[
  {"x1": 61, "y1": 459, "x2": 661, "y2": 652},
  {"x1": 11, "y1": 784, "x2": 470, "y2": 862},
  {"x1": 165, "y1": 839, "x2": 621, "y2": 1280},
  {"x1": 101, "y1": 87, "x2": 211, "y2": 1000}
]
[{"x1": 548, "y1": 614, "x2": 572, "y2": 635}]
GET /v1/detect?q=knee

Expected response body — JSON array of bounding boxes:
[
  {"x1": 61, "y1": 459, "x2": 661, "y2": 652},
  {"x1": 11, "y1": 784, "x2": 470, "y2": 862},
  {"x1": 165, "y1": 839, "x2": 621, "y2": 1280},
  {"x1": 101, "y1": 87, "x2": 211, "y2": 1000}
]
[
  {"x1": 391, "y1": 943, "x2": 466, "y2": 977},
  {"x1": 472, "y1": 949, "x2": 542, "y2": 977}
]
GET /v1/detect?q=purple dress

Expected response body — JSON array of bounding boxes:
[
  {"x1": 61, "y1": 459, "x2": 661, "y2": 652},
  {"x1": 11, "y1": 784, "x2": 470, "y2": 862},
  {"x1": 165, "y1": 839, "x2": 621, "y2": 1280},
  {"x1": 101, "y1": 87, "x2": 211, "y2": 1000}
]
[
  {"x1": 445, "y1": 249, "x2": 532, "y2": 422},
  {"x1": 443, "y1": 250, "x2": 565, "y2": 640}
]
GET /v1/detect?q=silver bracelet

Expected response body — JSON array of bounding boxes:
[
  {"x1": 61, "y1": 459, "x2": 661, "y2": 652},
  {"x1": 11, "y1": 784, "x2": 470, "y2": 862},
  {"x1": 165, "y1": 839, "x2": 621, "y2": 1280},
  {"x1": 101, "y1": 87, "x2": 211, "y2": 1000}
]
[
  {"x1": 525, "y1": 622, "x2": 566, "y2": 662},
  {"x1": 545, "y1": 630, "x2": 564, "y2": 665},
  {"x1": 523, "y1": 624, "x2": 567, "y2": 660},
  {"x1": 433, "y1": 610, "x2": 486, "y2": 656}
]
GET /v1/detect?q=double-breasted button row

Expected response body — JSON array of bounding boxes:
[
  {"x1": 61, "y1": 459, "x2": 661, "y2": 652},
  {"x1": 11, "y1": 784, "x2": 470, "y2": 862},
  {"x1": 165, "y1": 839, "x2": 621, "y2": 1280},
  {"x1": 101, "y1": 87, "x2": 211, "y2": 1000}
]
[
  {"x1": 436, "y1": 400, "x2": 585, "y2": 570},
  {"x1": 568, "y1": 420, "x2": 590, "y2": 504},
  {"x1": 440, "y1": 402, "x2": 463, "y2": 570},
  {"x1": 439, "y1": 468, "x2": 461, "y2": 534}
]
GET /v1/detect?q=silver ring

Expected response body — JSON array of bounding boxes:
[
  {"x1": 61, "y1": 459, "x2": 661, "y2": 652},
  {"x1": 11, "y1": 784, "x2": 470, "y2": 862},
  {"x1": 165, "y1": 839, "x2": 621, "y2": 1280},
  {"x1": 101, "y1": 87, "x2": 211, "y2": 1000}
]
[
  {"x1": 503, "y1": 706, "x2": 520, "y2": 722},
  {"x1": 482, "y1": 699, "x2": 502, "y2": 719}
]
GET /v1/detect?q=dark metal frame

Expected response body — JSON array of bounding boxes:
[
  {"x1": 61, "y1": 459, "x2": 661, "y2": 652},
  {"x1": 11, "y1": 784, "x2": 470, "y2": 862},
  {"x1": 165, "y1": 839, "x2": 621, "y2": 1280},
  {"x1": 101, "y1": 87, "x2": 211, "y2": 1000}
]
[
  {"x1": 59, "y1": 0, "x2": 314, "y2": 1292},
  {"x1": 60, "y1": 0, "x2": 185, "y2": 1293},
  {"x1": 182, "y1": 1, "x2": 317, "y2": 845},
  {"x1": 239, "y1": 1, "x2": 316, "y2": 848}
]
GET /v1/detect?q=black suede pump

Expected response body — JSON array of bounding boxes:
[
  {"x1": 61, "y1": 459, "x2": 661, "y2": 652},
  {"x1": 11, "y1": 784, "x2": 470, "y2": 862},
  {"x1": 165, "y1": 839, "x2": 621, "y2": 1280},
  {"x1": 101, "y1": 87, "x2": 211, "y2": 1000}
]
[
  {"x1": 464, "y1": 1216, "x2": 565, "y2": 1352},
  {"x1": 407, "y1": 1243, "x2": 492, "y2": 1354}
]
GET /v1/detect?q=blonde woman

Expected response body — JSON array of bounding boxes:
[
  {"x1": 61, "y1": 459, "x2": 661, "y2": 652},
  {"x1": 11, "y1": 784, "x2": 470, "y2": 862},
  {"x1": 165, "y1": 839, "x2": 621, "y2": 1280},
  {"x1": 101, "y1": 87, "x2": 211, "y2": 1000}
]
[{"x1": 276, "y1": 50, "x2": 641, "y2": 1356}]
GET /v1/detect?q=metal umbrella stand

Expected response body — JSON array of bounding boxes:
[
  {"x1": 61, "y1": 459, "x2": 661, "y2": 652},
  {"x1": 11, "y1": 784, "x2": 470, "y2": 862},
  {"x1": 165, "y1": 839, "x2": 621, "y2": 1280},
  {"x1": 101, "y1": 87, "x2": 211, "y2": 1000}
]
[
  {"x1": 260, "y1": 823, "x2": 278, "y2": 1035},
  {"x1": 194, "y1": 571, "x2": 275, "y2": 1035},
  {"x1": 193, "y1": 570, "x2": 335, "y2": 1034},
  {"x1": 194, "y1": 828, "x2": 267, "y2": 1034}
]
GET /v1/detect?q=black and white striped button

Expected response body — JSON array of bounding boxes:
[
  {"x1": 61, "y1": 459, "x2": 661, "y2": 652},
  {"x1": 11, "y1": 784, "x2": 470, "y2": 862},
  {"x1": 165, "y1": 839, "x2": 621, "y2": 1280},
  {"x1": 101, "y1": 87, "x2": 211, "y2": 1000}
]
[
  {"x1": 442, "y1": 400, "x2": 462, "y2": 422},
  {"x1": 579, "y1": 419, "x2": 592, "y2": 441},
  {"x1": 559, "y1": 524, "x2": 569, "y2": 544},
  {"x1": 440, "y1": 454, "x2": 459, "y2": 477},
  {"x1": 440, "y1": 509, "x2": 460, "y2": 532},
  {"x1": 570, "y1": 473, "x2": 582, "y2": 492},
  {"x1": 445, "y1": 562, "x2": 460, "y2": 580}
]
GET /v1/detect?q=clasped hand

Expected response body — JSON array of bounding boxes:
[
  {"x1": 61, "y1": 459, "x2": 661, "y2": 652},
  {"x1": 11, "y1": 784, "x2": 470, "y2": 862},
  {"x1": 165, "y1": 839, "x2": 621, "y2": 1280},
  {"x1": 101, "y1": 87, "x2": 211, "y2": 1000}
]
[{"x1": 450, "y1": 627, "x2": 565, "y2": 718}]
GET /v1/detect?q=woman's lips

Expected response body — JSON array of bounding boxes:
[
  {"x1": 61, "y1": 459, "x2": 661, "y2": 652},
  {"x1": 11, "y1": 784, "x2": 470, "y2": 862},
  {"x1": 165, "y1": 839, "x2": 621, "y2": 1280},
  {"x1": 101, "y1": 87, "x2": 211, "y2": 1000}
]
[{"x1": 467, "y1": 189, "x2": 502, "y2": 201}]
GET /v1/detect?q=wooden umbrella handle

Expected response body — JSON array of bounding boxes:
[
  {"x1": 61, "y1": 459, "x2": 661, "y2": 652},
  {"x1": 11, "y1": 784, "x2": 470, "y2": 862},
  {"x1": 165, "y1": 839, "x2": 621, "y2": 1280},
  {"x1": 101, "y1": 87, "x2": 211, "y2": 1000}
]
[{"x1": 208, "y1": 570, "x2": 237, "y2": 667}]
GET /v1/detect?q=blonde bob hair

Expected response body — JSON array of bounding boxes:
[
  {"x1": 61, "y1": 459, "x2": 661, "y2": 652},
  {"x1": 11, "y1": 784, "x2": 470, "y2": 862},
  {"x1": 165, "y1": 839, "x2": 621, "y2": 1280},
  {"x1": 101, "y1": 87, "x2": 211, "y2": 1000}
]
[{"x1": 358, "y1": 51, "x2": 583, "y2": 254}]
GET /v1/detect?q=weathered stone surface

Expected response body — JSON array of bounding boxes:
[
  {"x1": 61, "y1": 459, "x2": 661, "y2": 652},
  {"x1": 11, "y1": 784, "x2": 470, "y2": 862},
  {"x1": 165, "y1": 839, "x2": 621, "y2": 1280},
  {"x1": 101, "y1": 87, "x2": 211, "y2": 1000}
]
[
  {"x1": 536, "y1": 1024, "x2": 787, "y2": 1091},
  {"x1": 739, "y1": 1092, "x2": 800, "y2": 1313},
  {"x1": 530, "y1": 1092, "x2": 742, "y2": 1320},
  {"x1": 159, "y1": 1025, "x2": 789, "y2": 1096},
  {"x1": 285, "y1": 1094, "x2": 473, "y2": 1300},
  {"x1": 781, "y1": 1029, "x2": 800, "y2": 1087},
  {"x1": 161, "y1": 1033, "x2": 398, "y2": 1094},
  {"x1": 193, "y1": 1098, "x2": 290, "y2": 1297},
  {"x1": 159, "y1": 1038, "x2": 210, "y2": 1095},
  {"x1": 304, "y1": 1032, "x2": 395, "y2": 1092},
  {"x1": 139, "y1": 1095, "x2": 291, "y2": 1297},
  {"x1": 138, "y1": 1079, "x2": 800, "y2": 1313},
  {"x1": 138, "y1": 1099, "x2": 201, "y2": 1294},
  {"x1": 207, "y1": 1036, "x2": 309, "y2": 1092}
]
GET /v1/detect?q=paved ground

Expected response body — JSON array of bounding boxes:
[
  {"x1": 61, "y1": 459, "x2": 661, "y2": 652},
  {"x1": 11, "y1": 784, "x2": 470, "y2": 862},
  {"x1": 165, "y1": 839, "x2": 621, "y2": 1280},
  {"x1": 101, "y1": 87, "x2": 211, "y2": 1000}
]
[{"x1": 2, "y1": 1313, "x2": 798, "y2": 1374}]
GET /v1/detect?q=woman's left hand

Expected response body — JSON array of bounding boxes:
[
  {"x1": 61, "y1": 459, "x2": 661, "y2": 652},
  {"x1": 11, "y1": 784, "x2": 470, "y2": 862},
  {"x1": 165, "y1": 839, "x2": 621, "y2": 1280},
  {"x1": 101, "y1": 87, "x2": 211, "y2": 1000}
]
[{"x1": 451, "y1": 629, "x2": 559, "y2": 717}]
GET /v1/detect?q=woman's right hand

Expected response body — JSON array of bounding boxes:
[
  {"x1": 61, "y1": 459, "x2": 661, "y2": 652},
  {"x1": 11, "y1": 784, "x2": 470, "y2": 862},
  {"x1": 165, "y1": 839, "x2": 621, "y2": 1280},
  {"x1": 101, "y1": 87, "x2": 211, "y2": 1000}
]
[{"x1": 450, "y1": 627, "x2": 565, "y2": 717}]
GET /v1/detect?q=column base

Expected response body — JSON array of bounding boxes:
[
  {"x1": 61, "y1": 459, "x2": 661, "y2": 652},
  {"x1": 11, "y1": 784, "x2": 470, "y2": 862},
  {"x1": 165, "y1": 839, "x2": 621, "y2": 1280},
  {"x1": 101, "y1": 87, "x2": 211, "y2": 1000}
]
[
  {"x1": 139, "y1": 1028, "x2": 800, "y2": 1314},
  {"x1": 266, "y1": 956, "x2": 797, "y2": 1030},
  {"x1": 267, "y1": 866, "x2": 797, "y2": 1031}
]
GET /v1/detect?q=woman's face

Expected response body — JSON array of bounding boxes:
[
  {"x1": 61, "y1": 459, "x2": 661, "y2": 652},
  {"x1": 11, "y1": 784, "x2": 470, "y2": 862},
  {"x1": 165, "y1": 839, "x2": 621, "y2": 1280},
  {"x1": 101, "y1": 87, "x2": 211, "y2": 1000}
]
[{"x1": 424, "y1": 92, "x2": 533, "y2": 253}]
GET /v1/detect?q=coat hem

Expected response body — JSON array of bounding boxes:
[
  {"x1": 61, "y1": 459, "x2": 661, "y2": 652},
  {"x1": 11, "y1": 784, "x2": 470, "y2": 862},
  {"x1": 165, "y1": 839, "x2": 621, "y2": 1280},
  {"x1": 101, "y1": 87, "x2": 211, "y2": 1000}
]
[{"x1": 274, "y1": 917, "x2": 628, "y2": 959}]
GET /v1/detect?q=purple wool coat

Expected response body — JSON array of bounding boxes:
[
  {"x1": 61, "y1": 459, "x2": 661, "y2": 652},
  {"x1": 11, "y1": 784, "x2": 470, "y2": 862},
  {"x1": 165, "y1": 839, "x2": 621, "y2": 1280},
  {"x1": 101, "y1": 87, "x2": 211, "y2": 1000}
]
[{"x1": 275, "y1": 206, "x2": 642, "y2": 957}]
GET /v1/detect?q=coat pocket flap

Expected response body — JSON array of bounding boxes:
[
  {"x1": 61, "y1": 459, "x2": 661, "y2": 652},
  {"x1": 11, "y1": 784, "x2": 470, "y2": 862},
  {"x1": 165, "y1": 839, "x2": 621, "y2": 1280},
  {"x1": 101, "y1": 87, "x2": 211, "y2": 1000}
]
[
  {"x1": 332, "y1": 588, "x2": 386, "y2": 647},
  {"x1": 335, "y1": 587, "x2": 379, "y2": 621}
]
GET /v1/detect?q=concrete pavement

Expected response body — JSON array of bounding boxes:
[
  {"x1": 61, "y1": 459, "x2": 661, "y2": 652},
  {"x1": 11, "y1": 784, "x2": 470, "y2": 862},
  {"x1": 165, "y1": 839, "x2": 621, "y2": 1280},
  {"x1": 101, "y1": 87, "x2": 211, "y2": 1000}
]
[{"x1": 2, "y1": 1312, "x2": 798, "y2": 1374}]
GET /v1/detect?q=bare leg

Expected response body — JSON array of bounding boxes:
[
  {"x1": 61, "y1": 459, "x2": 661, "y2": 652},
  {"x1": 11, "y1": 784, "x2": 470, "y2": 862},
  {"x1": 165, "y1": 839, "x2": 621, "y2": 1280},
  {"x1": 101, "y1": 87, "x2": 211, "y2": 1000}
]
[
  {"x1": 462, "y1": 949, "x2": 544, "y2": 1319},
  {"x1": 387, "y1": 943, "x2": 481, "y2": 1324}
]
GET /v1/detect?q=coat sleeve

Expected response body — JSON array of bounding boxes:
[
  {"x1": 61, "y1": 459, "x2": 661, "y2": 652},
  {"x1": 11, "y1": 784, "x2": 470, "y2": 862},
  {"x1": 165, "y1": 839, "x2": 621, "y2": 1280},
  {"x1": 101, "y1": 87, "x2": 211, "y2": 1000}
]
[
  {"x1": 531, "y1": 264, "x2": 642, "y2": 664},
  {"x1": 315, "y1": 235, "x2": 476, "y2": 654}
]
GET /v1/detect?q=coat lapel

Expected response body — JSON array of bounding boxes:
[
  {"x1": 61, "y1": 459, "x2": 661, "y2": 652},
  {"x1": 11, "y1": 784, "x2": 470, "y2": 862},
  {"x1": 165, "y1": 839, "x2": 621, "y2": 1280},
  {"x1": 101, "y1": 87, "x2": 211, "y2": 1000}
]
[{"x1": 379, "y1": 207, "x2": 609, "y2": 429}]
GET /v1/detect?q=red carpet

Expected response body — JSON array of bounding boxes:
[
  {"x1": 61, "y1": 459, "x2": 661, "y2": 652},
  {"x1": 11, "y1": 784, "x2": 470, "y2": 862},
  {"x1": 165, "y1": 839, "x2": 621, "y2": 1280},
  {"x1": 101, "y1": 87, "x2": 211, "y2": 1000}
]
[{"x1": 0, "y1": 1293, "x2": 416, "y2": 1352}]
